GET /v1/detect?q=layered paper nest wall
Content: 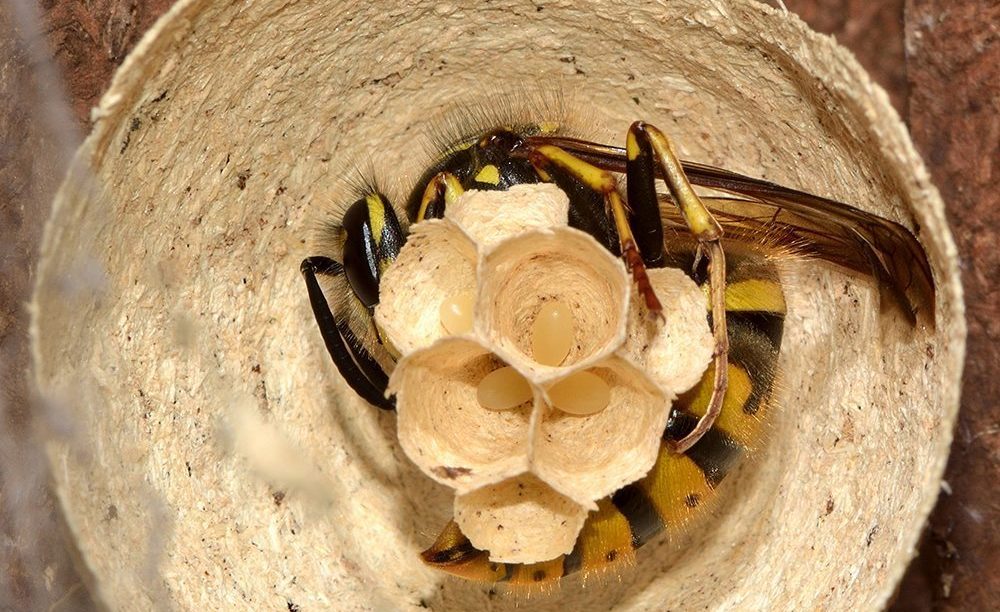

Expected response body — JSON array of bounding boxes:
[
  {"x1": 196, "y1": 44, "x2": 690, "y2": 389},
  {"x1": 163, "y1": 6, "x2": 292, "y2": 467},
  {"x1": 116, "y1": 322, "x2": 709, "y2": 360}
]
[{"x1": 31, "y1": 0, "x2": 965, "y2": 610}]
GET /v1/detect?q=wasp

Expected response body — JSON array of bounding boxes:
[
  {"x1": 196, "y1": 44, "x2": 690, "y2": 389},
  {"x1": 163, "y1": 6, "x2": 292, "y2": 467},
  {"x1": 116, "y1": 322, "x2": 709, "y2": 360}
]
[{"x1": 300, "y1": 114, "x2": 935, "y2": 586}]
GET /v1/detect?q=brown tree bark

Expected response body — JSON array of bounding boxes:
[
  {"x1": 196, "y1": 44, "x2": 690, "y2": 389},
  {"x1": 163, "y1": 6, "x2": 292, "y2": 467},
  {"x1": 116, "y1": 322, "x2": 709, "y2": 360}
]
[
  {"x1": 895, "y1": 1, "x2": 1000, "y2": 609},
  {"x1": 0, "y1": 3, "x2": 172, "y2": 609}
]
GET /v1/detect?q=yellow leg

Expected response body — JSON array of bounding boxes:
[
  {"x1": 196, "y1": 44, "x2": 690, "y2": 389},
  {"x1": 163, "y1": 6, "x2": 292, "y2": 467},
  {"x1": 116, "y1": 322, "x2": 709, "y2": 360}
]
[{"x1": 629, "y1": 121, "x2": 728, "y2": 453}]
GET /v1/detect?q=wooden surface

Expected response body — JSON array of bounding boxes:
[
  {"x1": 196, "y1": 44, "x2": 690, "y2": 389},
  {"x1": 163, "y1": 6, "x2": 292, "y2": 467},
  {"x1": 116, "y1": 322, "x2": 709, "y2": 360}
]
[{"x1": 0, "y1": 0, "x2": 995, "y2": 609}]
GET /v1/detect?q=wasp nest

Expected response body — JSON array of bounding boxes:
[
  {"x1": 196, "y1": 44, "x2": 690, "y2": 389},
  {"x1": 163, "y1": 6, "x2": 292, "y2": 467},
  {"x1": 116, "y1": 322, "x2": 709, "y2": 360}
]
[
  {"x1": 377, "y1": 184, "x2": 712, "y2": 563},
  {"x1": 32, "y1": 0, "x2": 964, "y2": 609}
]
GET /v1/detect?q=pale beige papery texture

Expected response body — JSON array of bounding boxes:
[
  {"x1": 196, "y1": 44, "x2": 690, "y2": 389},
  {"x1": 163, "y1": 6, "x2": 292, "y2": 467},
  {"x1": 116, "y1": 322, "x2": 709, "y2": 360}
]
[
  {"x1": 390, "y1": 337, "x2": 533, "y2": 494},
  {"x1": 30, "y1": 0, "x2": 964, "y2": 610},
  {"x1": 534, "y1": 357, "x2": 671, "y2": 506},
  {"x1": 445, "y1": 184, "x2": 570, "y2": 249},
  {"x1": 478, "y1": 228, "x2": 631, "y2": 384},
  {"x1": 384, "y1": 192, "x2": 683, "y2": 562},
  {"x1": 454, "y1": 474, "x2": 587, "y2": 564},
  {"x1": 374, "y1": 220, "x2": 478, "y2": 355},
  {"x1": 621, "y1": 267, "x2": 715, "y2": 397}
]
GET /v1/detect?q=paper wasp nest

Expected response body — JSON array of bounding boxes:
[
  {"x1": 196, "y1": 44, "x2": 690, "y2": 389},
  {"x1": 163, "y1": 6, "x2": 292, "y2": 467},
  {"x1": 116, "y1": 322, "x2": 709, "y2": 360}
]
[
  {"x1": 30, "y1": 0, "x2": 964, "y2": 610},
  {"x1": 376, "y1": 185, "x2": 712, "y2": 562}
]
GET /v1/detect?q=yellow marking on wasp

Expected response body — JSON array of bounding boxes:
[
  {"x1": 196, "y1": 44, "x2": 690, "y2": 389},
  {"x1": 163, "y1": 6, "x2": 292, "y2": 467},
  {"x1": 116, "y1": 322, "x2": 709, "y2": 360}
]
[
  {"x1": 538, "y1": 121, "x2": 561, "y2": 134},
  {"x1": 420, "y1": 521, "x2": 507, "y2": 582},
  {"x1": 416, "y1": 196, "x2": 431, "y2": 224},
  {"x1": 638, "y1": 447, "x2": 714, "y2": 528},
  {"x1": 367, "y1": 195, "x2": 396, "y2": 275},
  {"x1": 442, "y1": 176, "x2": 465, "y2": 204},
  {"x1": 509, "y1": 557, "x2": 564, "y2": 586},
  {"x1": 681, "y1": 363, "x2": 761, "y2": 447},
  {"x1": 474, "y1": 164, "x2": 500, "y2": 185},
  {"x1": 455, "y1": 560, "x2": 508, "y2": 583},
  {"x1": 535, "y1": 145, "x2": 617, "y2": 192},
  {"x1": 577, "y1": 498, "x2": 636, "y2": 574},
  {"x1": 626, "y1": 130, "x2": 640, "y2": 161},
  {"x1": 417, "y1": 172, "x2": 464, "y2": 222},
  {"x1": 532, "y1": 142, "x2": 662, "y2": 316},
  {"x1": 365, "y1": 194, "x2": 386, "y2": 247},
  {"x1": 439, "y1": 139, "x2": 475, "y2": 159},
  {"x1": 607, "y1": 191, "x2": 635, "y2": 243},
  {"x1": 440, "y1": 557, "x2": 507, "y2": 583},
  {"x1": 705, "y1": 278, "x2": 787, "y2": 313}
]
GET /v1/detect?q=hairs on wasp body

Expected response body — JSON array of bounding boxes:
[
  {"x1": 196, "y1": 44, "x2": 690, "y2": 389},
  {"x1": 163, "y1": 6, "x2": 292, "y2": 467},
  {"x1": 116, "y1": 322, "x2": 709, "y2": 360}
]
[{"x1": 299, "y1": 99, "x2": 935, "y2": 586}]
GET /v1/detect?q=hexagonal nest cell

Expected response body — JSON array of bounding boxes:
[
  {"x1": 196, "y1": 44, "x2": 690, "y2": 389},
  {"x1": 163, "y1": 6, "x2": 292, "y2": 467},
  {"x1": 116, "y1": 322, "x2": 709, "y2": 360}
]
[{"x1": 31, "y1": 0, "x2": 964, "y2": 610}]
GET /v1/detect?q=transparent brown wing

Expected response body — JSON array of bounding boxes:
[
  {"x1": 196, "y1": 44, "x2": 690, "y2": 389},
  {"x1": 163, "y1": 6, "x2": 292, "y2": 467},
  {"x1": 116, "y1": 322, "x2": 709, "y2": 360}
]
[{"x1": 529, "y1": 136, "x2": 936, "y2": 327}]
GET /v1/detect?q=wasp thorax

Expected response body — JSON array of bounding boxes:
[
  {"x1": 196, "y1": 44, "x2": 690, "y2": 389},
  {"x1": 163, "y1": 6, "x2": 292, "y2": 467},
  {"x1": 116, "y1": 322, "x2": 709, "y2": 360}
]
[{"x1": 382, "y1": 184, "x2": 712, "y2": 564}]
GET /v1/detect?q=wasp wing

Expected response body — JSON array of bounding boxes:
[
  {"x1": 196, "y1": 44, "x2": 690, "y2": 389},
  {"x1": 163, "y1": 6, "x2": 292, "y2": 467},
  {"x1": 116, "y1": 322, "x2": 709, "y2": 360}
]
[{"x1": 532, "y1": 137, "x2": 935, "y2": 327}]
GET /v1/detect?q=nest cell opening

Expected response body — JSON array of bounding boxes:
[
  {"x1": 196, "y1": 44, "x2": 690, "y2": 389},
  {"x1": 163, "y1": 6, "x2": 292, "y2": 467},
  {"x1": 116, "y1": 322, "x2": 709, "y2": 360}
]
[
  {"x1": 393, "y1": 339, "x2": 533, "y2": 491},
  {"x1": 477, "y1": 229, "x2": 629, "y2": 379}
]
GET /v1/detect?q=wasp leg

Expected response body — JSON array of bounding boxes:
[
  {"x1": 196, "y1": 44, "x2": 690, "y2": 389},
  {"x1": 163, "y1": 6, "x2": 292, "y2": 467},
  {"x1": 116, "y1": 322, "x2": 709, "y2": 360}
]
[
  {"x1": 628, "y1": 121, "x2": 728, "y2": 453},
  {"x1": 525, "y1": 144, "x2": 664, "y2": 318},
  {"x1": 300, "y1": 256, "x2": 395, "y2": 411},
  {"x1": 623, "y1": 127, "x2": 667, "y2": 268},
  {"x1": 416, "y1": 171, "x2": 465, "y2": 222}
]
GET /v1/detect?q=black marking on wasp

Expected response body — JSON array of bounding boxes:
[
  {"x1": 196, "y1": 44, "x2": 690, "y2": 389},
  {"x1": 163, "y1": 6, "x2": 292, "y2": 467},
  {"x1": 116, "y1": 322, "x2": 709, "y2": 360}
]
[{"x1": 300, "y1": 119, "x2": 935, "y2": 584}]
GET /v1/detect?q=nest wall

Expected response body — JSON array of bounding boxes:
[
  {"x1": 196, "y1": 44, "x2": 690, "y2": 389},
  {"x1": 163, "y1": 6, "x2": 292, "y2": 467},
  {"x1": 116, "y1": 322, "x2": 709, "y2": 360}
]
[{"x1": 31, "y1": 0, "x2": 964, "y2": 610}]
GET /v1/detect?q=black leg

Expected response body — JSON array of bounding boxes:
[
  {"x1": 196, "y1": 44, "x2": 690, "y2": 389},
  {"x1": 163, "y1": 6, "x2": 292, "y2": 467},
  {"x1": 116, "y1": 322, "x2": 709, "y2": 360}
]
[
  {"x1": 624, "y1": 126, "x2": 666, "y2": 268},
  {"x1": 527, "y1": 124, "x2": 732, "y2": 452},
  {"x1": 300, "y1": 256, "x2": 395, "y2": 411}
]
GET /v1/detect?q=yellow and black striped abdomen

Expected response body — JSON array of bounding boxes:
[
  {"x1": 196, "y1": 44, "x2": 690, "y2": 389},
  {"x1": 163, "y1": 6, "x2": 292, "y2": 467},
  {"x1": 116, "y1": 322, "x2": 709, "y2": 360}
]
[{"x1": 422, "y1": 252, "x2": 786, "y2": 585}]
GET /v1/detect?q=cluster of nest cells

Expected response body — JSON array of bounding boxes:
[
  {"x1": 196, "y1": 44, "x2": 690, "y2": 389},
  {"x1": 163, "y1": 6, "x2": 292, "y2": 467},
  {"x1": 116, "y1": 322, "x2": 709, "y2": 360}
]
[
  {"x1": 441, "y1": 293, "x2": 610, "y2": 416},
  {"x1": 374, "y1": 184, "x2": 713, "y2": 563}
]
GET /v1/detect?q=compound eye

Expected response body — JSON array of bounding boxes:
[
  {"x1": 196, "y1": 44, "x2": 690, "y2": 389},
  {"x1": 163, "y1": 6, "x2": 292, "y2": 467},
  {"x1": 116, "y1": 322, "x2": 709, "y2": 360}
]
[{"x1": 341, "y1": 198, "x2": 381, "y2": 310}]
